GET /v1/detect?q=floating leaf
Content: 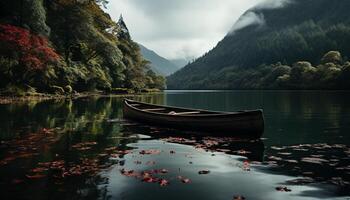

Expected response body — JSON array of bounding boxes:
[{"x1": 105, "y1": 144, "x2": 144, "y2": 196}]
[
  {"x1": 233, "y1": 195, "x2": 246, "y2": 200},
  {"x1": 26, "y1": 174, "x2": 46, "y2": 179},
  {"x1": 198, "y1": 170, "x2": 210, "y2": 175},
  {"x1": 134, "y1": 160, "x2": 142, "y2": 165},
  {"x1": 31, "y1": 167, "x2": 48, "y2": 173},
  {"x1": 139, "y1": 149, "x2": 161, "y2": 155},
  {"x1": 159, "y1": 179, "x2": 169, "y2": 186},
  {"x1": 276, "y1": 186, "x2": 292, "y2": 192},
  {"x1": 177, "y1": 175, "x2": 191, "y2": 183}
]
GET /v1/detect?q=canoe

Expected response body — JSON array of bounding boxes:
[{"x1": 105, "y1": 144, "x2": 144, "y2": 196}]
[{"x1": 123, "y1": 99, "x2": 264, "y2": 138}]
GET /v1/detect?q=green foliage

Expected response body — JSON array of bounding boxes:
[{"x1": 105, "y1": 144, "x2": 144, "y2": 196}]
[
  {"x1": 321, "y1": 51, "x2": 342, "y2": 64},
  {"x1": 64, "y1": 85, "x2": 73, "y2": 93},
  {"x1": 23, "y1": 0, "x2": 51, "y2": 36},
  {"x1": 168, "y1": 51, "x2": 350, "y2": 89},
  {"x1": 0, "y1": 0, "x2": 165, "y2": 95},
  {"x1": 110, "y1": 88, "x2": 129, "y2": 94},
  {"x1": 50, "y1": 85, "x2": 65, "y2": 95}
]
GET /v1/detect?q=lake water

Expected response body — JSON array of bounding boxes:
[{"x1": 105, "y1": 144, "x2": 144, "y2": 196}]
[{"x1": 0, "y1": 90, "x2": 349, "y2": 200}]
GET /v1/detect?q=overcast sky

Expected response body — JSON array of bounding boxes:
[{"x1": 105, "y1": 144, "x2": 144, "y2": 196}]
[{"x1": 105, "y1": 0, "x2": 264, "y2": 60}]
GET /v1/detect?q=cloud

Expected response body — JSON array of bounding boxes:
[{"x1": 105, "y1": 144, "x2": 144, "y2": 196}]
[
  {"x1": 254, "y1": 0, "x2": 292, "y2": 9},
  {"x1": 105, "y1": 0, "x2": 263, "y2": 59},
  {"x1": 228, "y1": 0, "x2": 292, "y2": 35},
  {"x1": 229, "y1": 11, "x2": 265, "y2": 34}
]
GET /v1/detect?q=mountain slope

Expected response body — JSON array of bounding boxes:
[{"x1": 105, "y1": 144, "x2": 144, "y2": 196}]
[
  {"x1": 139, "y1": 44, "x2": 180, "y2": 76},
  {"x1": 167, "y1": 0, "x2": 350, "y2": 89},
  {"x1": 170, "y1": 58, "x2": 188, "y2": 69}
]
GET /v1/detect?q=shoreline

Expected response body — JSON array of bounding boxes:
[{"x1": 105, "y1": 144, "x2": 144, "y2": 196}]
[{"x1": 0, "y1": 91, "x2": 162, "y2": 105}]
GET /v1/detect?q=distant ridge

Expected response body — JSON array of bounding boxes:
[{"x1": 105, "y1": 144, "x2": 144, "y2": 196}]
[{"x1": 139, "y1": 44, "x2": 181, "y2": 76}]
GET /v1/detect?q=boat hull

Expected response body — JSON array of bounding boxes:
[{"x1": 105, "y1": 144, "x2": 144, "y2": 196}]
[{"x1": 123, "y1": 99, "x2": 264, "y2": 138}]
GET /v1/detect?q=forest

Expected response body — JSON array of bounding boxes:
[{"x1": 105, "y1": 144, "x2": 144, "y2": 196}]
[
  {"x1": 177, "y1": 51, "x2": 350, "y2": 90},
  {"x1": 167, "y1": 0, "x2": 350, "y2": 89},
  {"x1": 0, "y1": 0, "x2": 165, "y2": 96}
]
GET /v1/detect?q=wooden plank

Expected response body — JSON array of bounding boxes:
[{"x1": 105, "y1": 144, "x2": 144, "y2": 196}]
[
  {"x1": 171, "y1": 111, "x2": 201, "y2": 115},
  {"x1": 142, "y1": 108, "x2": 167, "y2": 111}
]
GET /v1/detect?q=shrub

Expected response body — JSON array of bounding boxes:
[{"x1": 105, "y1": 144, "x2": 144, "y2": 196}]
[
  {"x1": 64, "y1": 85, "x2": 73, "y2": 93},
  {"x1": 50, "y1": 86, "x2": 65, "y2": 95}
]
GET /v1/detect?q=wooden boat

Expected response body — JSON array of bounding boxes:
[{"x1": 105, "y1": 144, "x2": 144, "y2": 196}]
[{"x1": 123, "y1": 99, "x2": 264, "y2": 138}]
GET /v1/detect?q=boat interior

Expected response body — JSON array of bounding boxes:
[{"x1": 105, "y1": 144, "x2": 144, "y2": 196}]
[{"x1": 126, "y1": 100, "x2": 222, "y2": 115}]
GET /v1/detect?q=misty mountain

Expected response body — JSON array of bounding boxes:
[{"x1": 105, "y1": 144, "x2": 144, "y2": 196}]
[
  {"x1": 139, "y1": 44, "x2": 180, "y2": 76},
  {"x1": 167, "y1": 0, "x2": 350, "y2": 89},
  {"x1": 170, "y1": 59, "x2": 189, "y2": 69}
]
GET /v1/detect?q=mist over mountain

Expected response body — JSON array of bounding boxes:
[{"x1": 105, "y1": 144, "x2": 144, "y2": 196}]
[
  {"x1": 139, "y1": 44, "x2": 181, "y2": 76},
  {"x1": 167, "y1": 0, "x2": 350, "y2": 89},
  {"x1": 170, "y1": 59, "x2": 189, "y2": 69}
]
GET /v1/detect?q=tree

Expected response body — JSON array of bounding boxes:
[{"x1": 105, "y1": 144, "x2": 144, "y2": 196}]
[
  {"x1": 321, "y1": 51, "x2": 342, "y2": 64},
  {"x1": 0, "y1": 24, "x2": 59, "y2": 70},
  {"x1": 290, "y1": 61, "x2": 317, "y2": 88}
]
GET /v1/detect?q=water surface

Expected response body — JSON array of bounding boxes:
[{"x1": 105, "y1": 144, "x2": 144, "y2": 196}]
[{"x1": 0, "y1": 91, "x2": 349, "y2": 200}]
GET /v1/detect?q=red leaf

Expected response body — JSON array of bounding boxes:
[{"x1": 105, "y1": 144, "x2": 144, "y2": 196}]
[
  {"x1": 139, "y1": 149, "x2": 161, "y2": 155},
  {"x1": 159, "y1": 179, "x2": 169, "y2": 186}
]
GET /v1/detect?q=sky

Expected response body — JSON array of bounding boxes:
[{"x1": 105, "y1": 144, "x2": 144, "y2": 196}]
[{"x1": 105, "y1": 0, "x2": 266, "y2": 60}]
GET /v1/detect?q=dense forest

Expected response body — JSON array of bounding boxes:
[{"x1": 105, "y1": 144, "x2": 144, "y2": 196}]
[
  {"x1": 0, "y1": 0, "x2": 165, "y2": 96},
  {"x1": 167, "y1": 0, "x2": 350, "y2": 89},
  {"x1": 184, "y1": 51, "x2": 350, "y2": 89}
]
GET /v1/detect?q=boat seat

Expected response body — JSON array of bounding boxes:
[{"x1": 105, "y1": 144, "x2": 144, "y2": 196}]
[
  {"x1": 142, "y1": 108, "x2": 167, "y2": 111},
  {"x1": 130, "y1": 104, "x2": 141, "y2": 106},
  {"x1": 170, "y1": 111, "x2": 201, "y2": 115}
]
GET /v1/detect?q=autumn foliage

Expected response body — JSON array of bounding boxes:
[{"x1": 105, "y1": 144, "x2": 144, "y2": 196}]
[{"x1": 0, "y1": 24, "x2": 60, "y2": 70}]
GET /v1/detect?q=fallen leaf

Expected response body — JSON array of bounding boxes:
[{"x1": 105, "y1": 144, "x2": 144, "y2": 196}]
[
  {"x1": 276, "y1": 186, "x2": 292, "y2": 192},
  {"x1": 140, "y1": 149, "x2": 161, "y2": 155},
  {"x1": 198, "y1": 170, "x2": 210, "y2": 175},
  {"x1": 26, "y1": 174, "x2": 46, "y2": 179},
  {"x1": 159, "y1": 179, "x2": 169, "y2": 186},
  {"x1": 233, "y1": 195, "x2": 246, "y2": 200}
]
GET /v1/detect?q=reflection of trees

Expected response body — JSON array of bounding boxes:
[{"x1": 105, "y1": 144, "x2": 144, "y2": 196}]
[{"x1": 0, "y1": 96, "x2": 141, "y2": 199}]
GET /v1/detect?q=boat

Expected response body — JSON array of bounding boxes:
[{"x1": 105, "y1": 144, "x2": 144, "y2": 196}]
[{"x1": 123, "y1": 99, "x2": 264, "y2": 138}]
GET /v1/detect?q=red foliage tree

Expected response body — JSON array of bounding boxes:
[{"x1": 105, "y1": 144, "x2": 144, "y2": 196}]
[{"x1": 0, "y1": 24, "x2": 60, "y2": 71}]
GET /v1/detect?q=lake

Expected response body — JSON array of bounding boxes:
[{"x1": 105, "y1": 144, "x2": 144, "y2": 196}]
[{"x1": 0, "y1": 90, "x2": 349, "y2": 200}]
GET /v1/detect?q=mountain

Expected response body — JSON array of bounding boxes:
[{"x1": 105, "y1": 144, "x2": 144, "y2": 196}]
[
  {"x1": 170, "y1": 59, "x2": 189, "y2": 69},
  {"x1": 139, "y1": 44, "x2": 180, "y2": 76},
  {"x1": 167, "y1": 0, "x2": 350, "y2": 89},
  {"x1": 0, "y1": 0, "x2": 165, "y2": 95}
]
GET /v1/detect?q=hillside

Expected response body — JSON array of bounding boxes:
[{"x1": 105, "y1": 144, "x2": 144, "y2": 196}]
[
  {"x1": 167, "y1": 0, "x2": 350, "y2": 89},
  {"x1": 0, "y1": 0, "x2": 165, "y2": 95},
  {"x1": 170, "y1": 58, "x2": 188, "y2": 69},
  {"x1": 139, "y1": 44, "x2": 180, "y2": 76}
]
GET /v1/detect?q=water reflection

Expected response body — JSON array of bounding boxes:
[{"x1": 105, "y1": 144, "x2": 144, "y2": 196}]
[
  {"x1": 123, "y1": 124, "x2": 265, "y2": 162},
  {"x1": 0, "y1": 91, "x2": 349, "y2": 200}
]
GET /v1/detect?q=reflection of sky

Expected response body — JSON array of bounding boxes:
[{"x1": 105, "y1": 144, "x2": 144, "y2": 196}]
[{"x1": 104, "y1": 139, "x2": 341, "y2": 200}]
